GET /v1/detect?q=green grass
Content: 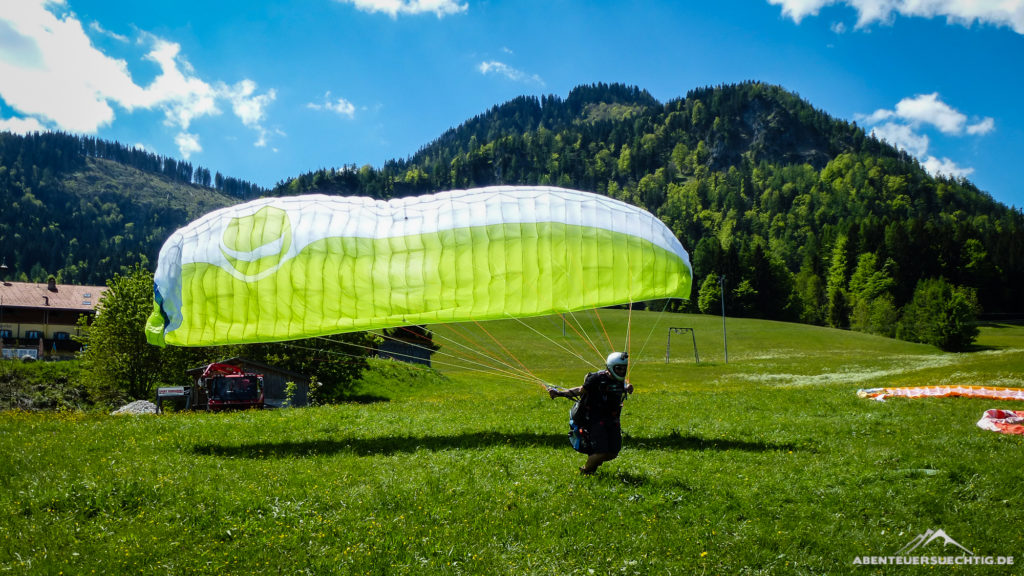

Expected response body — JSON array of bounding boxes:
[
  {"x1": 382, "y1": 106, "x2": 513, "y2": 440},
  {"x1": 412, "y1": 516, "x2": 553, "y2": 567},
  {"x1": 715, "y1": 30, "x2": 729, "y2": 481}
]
[
  {"x1": 2, "y1": 312, "x2": 1023, "y2": 574},
  {"x1": 0, "y1": 360, "x2": 84, "y2": 411}
]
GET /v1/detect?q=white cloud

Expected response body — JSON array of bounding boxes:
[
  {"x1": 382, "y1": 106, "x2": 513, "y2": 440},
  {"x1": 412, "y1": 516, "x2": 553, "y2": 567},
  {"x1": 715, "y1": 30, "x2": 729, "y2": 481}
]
[
  {"x1": 967, "y1": 117, "x2": 995, "y2": 135},
  {"x1": 870, "y1": 122, "x2": 930, "y2": 157},
  {"x1": 893, "y1": 93, "x2": 965, "y2": 134},
  {"x1": 223, "y1": 79, "x2": 277, "y2": 147},
  {"x1": 768, "y1": 0, "x2": 1024, "y2": 34},
  {"x1": 922, "y1": 155, "x2": 973, "y2": 178},
  {"x1": 141, "y1": 37, "x2": 221, "y2": 130},
  {"x1": 336, "y1": 0, "x2": 467, "y2": 18},
  {"x1": 859, "y1": 108, "x2": 894, "y2": 125},
  {"x1": 174, "y1": 132, "x2": 202, "y2": 159},
  {"x1": 0, "y1": 115, "x2": 47, "y2": 134},
  {"x1": 226, "y1": 80, "x2": 274, "y2": 127},
  {"x1": 865, "y1": 93, "x2": 994, "y2": 136},
  {"x1": 769, "y1": 0, "x2": 828, "y2": 22},
  {"x1": 89, "y1": 21, "x2": 128, "y2": 43},
  {"x1": 0, "y1": 0, "x2": 277, "y2": 158},
  {"x1": 859, "y1": 93, "x2": 993, "y2": 178},
  {"x1": 307, "y1": 92, "x2": 357, "y2": 118},
  {"x1": 327, "y1": 99, "x2": 356, "y2": 117},
  {"x1": 478, "y1": 61, "x2": 545, "y2": 86},
  {"x1": 0, "y1": 0, "x2": 146, "y2": 132}
]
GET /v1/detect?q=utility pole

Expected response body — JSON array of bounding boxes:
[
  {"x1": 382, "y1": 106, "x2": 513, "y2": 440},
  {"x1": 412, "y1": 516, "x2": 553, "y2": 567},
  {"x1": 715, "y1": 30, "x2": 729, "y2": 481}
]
[
  {"x1": 719, "y1": 274, "x2": 728, "y2": 364},
  {"x1": 0, "y1": 257, "x2": 6, "y2": 353}
]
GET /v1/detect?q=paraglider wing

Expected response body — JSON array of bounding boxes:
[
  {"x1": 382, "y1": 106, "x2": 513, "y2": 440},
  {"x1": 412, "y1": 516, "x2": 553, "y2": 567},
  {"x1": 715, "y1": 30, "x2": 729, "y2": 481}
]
[{"x1": 146, "y1": 186, "x2": 692, "y2": 347}]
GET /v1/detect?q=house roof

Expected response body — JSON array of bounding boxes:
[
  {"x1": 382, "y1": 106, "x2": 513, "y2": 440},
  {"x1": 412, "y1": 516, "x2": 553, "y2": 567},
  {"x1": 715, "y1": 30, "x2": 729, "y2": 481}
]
[{"x1": 0, "y1": 280, "x2": 107, "y2": 312}]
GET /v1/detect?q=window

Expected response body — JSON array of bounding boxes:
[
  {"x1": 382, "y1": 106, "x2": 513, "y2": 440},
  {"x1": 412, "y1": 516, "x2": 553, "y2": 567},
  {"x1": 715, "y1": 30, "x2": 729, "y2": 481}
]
[
  {"x1": 209, "y1": 376, "x2": 260, "y2": 401},
  {"x1": 54, "y1": 332, "x2": 71, "y2": 341},
  {"x1": 25, "y1": 330, "x2": 43, "y2": 340},
  {"x1": 0, "y1": 329, "x2": 11, "y2": 339}
]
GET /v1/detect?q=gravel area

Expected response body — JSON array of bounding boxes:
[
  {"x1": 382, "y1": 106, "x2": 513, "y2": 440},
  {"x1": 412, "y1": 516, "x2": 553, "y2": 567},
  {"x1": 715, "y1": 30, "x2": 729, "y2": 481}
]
[{"x1": 111, "y1": 400, "x2": 156, "y2": 415}]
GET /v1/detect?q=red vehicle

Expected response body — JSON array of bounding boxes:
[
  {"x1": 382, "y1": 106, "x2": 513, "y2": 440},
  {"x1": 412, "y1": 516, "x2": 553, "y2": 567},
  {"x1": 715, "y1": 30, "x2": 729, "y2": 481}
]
[{"x1": 197, "y1": 363, "x2": 265, "y2": 411}]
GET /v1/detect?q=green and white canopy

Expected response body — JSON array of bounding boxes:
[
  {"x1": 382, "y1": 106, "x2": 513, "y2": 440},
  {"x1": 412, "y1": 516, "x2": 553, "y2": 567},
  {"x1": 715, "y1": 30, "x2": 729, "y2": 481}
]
[{"x1": 146, "y1": 186, "x2": 691, "y2": 347}]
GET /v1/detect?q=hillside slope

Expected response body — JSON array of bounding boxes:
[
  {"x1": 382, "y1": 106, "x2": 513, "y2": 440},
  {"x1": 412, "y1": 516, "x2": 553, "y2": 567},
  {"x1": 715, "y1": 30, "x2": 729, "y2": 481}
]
[
  {"x1": 276, "y1": 82, "x2": 1024, "y2": 323},
  {"x1": 1, "y1": 147, "x2": 238, "y2": 285}
]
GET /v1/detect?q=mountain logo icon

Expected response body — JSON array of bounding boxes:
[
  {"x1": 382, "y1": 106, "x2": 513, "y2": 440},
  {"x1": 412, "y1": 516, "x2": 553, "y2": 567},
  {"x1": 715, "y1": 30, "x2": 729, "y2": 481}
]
[
  {"x1": 896, "y1": 529, "x2": 974, "y2": 556},
  {"x1": 220, "y1": 205, "x2": 292, "y2": 277}
]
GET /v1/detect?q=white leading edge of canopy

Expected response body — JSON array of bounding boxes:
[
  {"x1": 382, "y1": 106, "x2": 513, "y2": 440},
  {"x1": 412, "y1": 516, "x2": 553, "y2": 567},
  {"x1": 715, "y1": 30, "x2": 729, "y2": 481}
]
[{"x1": 156, "y1": 186, "x2": 691, "y2": 285}]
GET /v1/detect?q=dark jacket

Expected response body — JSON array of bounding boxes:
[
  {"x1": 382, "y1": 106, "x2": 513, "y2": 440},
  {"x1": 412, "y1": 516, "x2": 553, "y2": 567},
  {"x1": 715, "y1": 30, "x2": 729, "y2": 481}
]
[{"x1": 581, "y1": 369, "x2": 628, "y2": 423}]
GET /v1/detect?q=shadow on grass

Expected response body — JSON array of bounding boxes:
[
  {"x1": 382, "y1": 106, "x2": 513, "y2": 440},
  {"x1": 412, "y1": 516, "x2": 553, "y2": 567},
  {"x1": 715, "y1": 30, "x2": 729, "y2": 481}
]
[
  {"x1": 963, "y1": 343, "x2": 1001, "y2": 352},
  {"x1": 977, "y1": 320, "x2": 1024, "y2": 328},
  {"x1": 191, "y1": 431, "x2": 801, "y2": 459},
  {"x1": 337, "y1": 394, "x2": 390, "y2": 404}
]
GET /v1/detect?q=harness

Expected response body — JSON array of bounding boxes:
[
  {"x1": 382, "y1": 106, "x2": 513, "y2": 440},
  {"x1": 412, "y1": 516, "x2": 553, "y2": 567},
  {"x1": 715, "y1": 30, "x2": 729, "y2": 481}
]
[
  {"x1": 568, "y1": 370, "x2": 627, "y2": 453},
  {"x1": 568, "y1": 395, "x2": 591, "y2": 453}
]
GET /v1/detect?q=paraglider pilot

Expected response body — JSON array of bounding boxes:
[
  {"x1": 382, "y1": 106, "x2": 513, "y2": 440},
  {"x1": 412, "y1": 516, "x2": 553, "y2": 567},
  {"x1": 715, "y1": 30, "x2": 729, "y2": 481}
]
[{"x1": 549, "y1": 352, "x2": 633, "y2": 475}]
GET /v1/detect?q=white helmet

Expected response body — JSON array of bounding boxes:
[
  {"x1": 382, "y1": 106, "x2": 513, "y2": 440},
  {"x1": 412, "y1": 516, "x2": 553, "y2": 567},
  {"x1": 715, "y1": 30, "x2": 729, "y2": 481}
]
[{"x1": 606, "y1": 352, "x2": 628, "y2": 381}]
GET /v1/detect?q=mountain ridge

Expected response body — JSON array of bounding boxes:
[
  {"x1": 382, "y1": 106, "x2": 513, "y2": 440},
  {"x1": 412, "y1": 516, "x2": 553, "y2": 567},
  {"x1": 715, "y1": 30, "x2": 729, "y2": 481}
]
[{"x1": 2, "y1": 82, "x2": 1021, "y2": 330}]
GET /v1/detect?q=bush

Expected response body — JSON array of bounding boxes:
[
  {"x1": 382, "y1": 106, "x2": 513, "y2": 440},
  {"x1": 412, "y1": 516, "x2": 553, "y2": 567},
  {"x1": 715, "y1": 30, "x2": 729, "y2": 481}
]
[
  {"x1": 897, "y1": 277, "x2": 980, "y2": 351},
  {"x1": 283, "y1": 380, "x2": 297, "y2": 408},
  {"x1": 76, "y1": 264, "x2": 206, "y2": 404},
  {"x1": 850, "y1": 294, "x2": 898, "y2": 338},
  {"x1": 731, "y1": 279, "x2": 758, "y2": 317},
  {"x1": 697, "y1": 273, "x2": 721, "y2": 314},
  {"x1": 0, "y1": 360, "x2": 87, "y2": 411}
]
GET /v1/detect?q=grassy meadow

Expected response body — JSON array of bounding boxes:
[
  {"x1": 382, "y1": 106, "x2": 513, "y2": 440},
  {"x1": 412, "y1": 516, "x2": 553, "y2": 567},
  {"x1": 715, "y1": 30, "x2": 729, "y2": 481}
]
[{"x1": 1, "y1": 311, "x2": 1023, "y2": 574}]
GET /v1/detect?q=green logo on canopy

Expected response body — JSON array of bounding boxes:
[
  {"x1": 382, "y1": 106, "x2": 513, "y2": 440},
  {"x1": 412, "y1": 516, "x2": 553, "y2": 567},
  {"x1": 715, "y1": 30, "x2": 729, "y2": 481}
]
[{"x1": 220, "y1": 206, "x2": 292, "y2": 276}]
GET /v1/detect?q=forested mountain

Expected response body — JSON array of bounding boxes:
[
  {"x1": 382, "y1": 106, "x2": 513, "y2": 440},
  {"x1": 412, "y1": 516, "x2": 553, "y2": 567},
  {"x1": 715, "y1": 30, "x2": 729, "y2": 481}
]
[
  {"x1": 3, "y1": 82, "x2": 1022, "y2": 336},
  {"x1": 0, "y1": 131, "x2": 262, "y2": 284},
  {"x1": 275, "y1": 81, "x2": 1023, "y2": 332}
]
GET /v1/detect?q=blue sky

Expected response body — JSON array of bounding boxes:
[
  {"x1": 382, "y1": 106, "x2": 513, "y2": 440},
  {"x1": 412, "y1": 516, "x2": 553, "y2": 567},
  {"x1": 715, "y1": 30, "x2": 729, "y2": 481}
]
[{"x1": 1, "y1": 0, "x2": 1021, "y2": 208}]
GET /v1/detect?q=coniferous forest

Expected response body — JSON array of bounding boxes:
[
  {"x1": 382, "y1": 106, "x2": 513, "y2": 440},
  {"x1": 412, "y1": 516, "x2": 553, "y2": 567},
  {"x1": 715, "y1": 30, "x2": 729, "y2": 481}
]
[
  {"x1": 2, "y1": 82, "x2": 1022, "y2": 343},
  {"x1": 0, "y1": 131, "x2": 263, "y2": 284}
]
